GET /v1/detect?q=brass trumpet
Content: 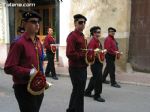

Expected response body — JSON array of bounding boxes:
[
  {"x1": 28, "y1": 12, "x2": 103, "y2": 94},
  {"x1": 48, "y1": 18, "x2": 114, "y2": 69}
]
[
  {"x1": 27, "y1": 65, "x2": 52, "y2": 95},
  {"x1": 81, "y1": 48, "x2": 107, "y2": 65}
]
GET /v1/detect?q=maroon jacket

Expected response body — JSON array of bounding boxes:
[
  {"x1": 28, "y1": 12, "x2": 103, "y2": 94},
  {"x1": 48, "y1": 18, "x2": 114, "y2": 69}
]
[
  {"x1": 104, "y1": 35, "x2": 118, "y2": 56},
  {"x1": 66, "y1": 30, "x2": 87, "y2": 68},
  {"x1": 44, "y1": 34, "x2": 55, "y2": 52},
  {"x1": 4, "y1": 32, "x2": 43, "y2": 84},
  {"x1": 88, "y1": 36, "x2": 102, "y2": 50}
]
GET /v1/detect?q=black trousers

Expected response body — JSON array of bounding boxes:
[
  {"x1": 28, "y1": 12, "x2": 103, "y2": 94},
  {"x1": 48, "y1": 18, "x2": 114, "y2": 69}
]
[
  {"x1": 102, "y1": 53, "x2": 116, "y2": 84},
  {"x1": 13, "y1": 84, "x2": 44, "y2": 112},
  {"x1": 67, "y1": 67, "x2": 87, "y2": 112},
  {"x1": 85, "y1": 59, "x2": 103, "y2": 98},
  {"x1": 45, "y1": 51, "x2": 56, "y2": 76}
]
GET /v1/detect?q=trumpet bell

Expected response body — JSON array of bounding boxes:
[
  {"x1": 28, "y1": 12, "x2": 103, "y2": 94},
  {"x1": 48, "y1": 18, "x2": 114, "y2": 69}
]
[
  {"x1": 27, "y1": 71, "x2": 46, "y2": 95},
  {"x1": 85, "y1": 50, "x2": 95, "y2": 65},
  {"x1": 98, "y1": 52, "x2": 105, "y2": 63},
  {"x1": 51, "y1": 45, "x2": 57, "y2": 53}
]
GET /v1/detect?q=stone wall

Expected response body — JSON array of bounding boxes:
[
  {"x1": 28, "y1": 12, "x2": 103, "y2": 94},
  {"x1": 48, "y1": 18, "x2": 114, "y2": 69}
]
[
  {"x1": 70, "y1": 0, "x2": 131, "y2": 35},
  {"x1": 59, "y1": 0, "x2": 131, "y2": 71}
]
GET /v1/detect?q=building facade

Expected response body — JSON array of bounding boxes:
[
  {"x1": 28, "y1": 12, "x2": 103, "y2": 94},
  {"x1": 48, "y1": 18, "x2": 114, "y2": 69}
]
[
  {"x1": 0, "y1": 0, "x2": 150, "y2": 72},
  {"x1": 59, "y1": 0, "x2": 131, "y2": 71},
  {"x1": 0, "y1": 0, "x2": 10, "y2": 67}
]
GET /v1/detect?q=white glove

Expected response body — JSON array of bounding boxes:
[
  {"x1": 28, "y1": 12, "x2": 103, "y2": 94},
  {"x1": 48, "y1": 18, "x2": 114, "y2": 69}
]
[
  {"x1": 115, "y1": 51, "x2": 120, "y2": 54},
  {"x1": 101, "y1": 49, "x2": 107, "y2": 53},
  {"x1": 29, "y1": 68, "x2": 37, "y2": 76},
  {"x1": 94, "y1": 48, "x2": 100, "y2": 52},
  {"x1": 45, "y1": 81, "x2": 53, "y2": 90}
]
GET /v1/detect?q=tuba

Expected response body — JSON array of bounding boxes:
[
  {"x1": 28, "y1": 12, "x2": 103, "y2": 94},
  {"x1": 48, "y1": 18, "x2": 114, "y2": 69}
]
[{"x1": 27, "y1": 71, "x2": 52, "y2": 95}]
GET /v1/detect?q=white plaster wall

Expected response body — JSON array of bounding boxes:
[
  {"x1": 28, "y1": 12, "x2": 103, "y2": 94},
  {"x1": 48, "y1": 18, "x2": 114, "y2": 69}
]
[
  {"x1": 70, "y1": 0, "x2": 131, "y2": 39},
  {"x1": 0, "y1": 0, "x2": 10, "y2": 44},
  {"x1": 59, "y1": 0, "x2": 72, "y2": 66},
  {"x1": 0, "y1": 0, "x2": 10, "y2": 68},
  {"x1": 59, "y1": 0, "x2": 131, "y2": 68},
  {"x1": 59, "y1": 0, "x2": 71, "y2": 46}
]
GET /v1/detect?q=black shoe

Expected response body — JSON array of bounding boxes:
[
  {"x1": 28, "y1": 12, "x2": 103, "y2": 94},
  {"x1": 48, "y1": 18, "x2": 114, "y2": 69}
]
[
  {"x1": 45, "y1": 74, "x2": 52, "y2": 77},
  {"x1": 66, "y1": 108, "x2": 75, "y2": 112},
  {"x1": 111, "y1": 83, "x2": 121, "y2": 88},
  {"x1": 103, "y1": 80, "x2": 110, "y2": 84},
  {"x1": 94, "y1": 97, "x2": 105, "y2": 102},
  {"x1": 52, "y1": 75, "x2": 58, "y2": 80},
  {"x1": 84, "y1": 92, "x2": 93, "y2": 97}
]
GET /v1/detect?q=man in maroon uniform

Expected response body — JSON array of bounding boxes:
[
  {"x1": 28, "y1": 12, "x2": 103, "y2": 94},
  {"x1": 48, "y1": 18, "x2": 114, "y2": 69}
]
[
  {"x1": 44, "y1": 28, "x2": 58, "y2": 80},
  {"x1": 66, "y1": 14, "x2": 87, "y2": 112},
  {"x1": 102, "y1": 27, "x2": 121, "y2": 88},
  {"x1": 84, "y1": 26, "x2": 105, "y2": 102},
  {"x1": 4, "y1": 10, "x2": 45, "y2": 112}
]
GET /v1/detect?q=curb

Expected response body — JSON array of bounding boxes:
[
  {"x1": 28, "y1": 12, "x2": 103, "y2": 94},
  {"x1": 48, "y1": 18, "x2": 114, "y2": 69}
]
[{"x1": 57, "y1": 73, "x2": 150, "y2": 87}]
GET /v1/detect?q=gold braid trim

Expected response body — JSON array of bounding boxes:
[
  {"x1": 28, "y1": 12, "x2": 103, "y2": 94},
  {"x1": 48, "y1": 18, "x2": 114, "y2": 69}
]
[
  {"x1": 84, "y1": 37, "x2": 95, "y2": 65},
  {"x1": 27, "y1": 71, "x2": 45, "y2": 95}
]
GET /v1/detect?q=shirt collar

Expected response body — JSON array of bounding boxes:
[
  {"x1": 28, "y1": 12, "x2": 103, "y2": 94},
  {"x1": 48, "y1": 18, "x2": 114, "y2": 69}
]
[
  {"x1": 108, "y1": 35, "x2": 114, "y2": 39},
  {"x1": 74, "y1": 29, "x2": 84, "y2": 36},
  {"x1": 93, "y1": 36, "x2": 99, "y2": 42}
]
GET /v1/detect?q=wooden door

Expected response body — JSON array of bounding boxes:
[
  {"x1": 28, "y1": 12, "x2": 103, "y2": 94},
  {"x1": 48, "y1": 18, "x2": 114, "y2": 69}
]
[{"x1": 129, "y1": 0, "x2": 150, "y2": 72}]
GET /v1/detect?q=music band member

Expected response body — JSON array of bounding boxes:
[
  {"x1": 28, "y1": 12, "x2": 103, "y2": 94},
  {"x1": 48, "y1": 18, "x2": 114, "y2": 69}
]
[
  {"x1": 16, "y1": 26, "x2": 25, "y2": 38},
  {"x1": 84, "y1": 26, "x2": 105, "y2": 102},
  {"x1": 10, "y1": 26, "x2": 25, "y2": 48},
  {"x1": 66, "y1": 14, "x2": 88, "y2": 112},
  {"x1": 4, "y1": 10, "x2": 45, "y2": 112},
  {"x1": 44, "y1": 28, "x2": 58, "y2": 80},
  {"x1": 102, "y1": 27, "x2": 121, "y2": 88}
]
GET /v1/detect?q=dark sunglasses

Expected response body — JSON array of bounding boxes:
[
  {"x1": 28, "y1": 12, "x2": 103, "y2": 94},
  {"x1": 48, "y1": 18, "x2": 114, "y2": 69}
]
[
  {"x1": 28, "y1": 20, "x2": 40, "y2": 24},
  {"x1": 78, "y1": 21, "x2": 86, "y2": 25},
  {"x1": 96, "y1": 31, "x2": 101, "y2": 33},
  {"x1": 109, "y1": 30, "x2": 115, "y2": 33}
]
